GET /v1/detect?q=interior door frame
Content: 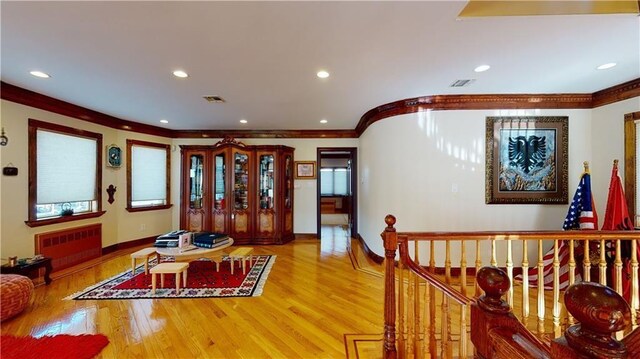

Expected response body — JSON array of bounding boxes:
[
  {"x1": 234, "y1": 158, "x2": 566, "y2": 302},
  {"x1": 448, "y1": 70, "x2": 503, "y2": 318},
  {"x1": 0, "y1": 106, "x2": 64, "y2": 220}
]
[{"x1": 316, "y1": 147, "x2": 358, "y2": 239}]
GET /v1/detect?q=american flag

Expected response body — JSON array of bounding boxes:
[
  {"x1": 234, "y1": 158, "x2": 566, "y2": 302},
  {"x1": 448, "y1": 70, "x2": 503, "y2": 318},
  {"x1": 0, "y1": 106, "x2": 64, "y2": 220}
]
[{"x1": 516, "y1": 173, "x2": 597, "y2": 290}]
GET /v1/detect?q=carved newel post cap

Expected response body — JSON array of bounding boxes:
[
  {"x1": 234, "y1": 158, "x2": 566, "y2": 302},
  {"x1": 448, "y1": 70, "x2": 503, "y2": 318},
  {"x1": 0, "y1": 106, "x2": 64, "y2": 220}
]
[
  {"x1": 384, "y1": 214, "x2": 396, "y2": 228},
  {"x1": 564, "y1": 282, "x2": 631, "y2": 359},
  {"x1": 476, "y1": 266, "x2": 511, "y2": 314}
]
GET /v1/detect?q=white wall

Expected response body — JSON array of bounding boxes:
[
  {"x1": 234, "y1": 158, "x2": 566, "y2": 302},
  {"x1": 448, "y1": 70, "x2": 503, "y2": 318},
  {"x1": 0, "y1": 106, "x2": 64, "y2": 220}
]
[{"x1": 358, "y1": 101, "x2": 639, "y2": 265}]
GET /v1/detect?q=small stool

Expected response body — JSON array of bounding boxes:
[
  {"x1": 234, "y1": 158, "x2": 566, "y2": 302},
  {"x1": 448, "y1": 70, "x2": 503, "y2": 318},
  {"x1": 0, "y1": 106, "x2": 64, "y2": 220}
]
[
  {"x1": 210, "y1": 254, "x2": 224, "y2": 272},
  {"x1": 130, "y1": 248, "x2": 159, "y2": 275},
  {"x1": 229, "y1": 247, "x2": 254, "y2": 275},
  {"x1": 150, "y1": 262, "x2": 189, "y2": 294}
]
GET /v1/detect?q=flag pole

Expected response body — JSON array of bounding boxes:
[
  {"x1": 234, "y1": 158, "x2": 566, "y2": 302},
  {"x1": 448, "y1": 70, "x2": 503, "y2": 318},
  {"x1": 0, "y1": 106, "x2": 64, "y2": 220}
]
[{"x1": 583, "y1": 161, "x2": 589, "y2": 175}]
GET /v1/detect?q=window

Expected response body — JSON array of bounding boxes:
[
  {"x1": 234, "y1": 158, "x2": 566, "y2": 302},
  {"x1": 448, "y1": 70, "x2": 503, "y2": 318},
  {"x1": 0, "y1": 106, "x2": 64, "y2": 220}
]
[
  {"x1": 320, "y1": 167, "x2": 349, "y2": 196},
  {"x1": 126, "y1": 139, "x2": 171, "y2": 212},
  {"x1": 27, "y1": 119, "x2": 104, "y2": 227}
]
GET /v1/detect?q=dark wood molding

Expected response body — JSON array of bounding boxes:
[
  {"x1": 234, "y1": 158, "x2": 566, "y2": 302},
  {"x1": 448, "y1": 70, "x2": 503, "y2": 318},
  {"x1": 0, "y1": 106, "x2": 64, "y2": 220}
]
[
  {"x1": 624, "y1": 111, "x2": 640, "y2": 225},
  {"x1": 125, "y1": 204, "x2": 173, "y2": 213},
  {"x1": 356, "y1": 234, "x2": 384, "y2": 264},
  {"x1": 125, "y1": 139, "x2": 171, "y2": 212},
  {"x1": 25, "y1": 210, "x2": 107, "y2": 228},
  {"x1": 102, "y1": 235, "x2": 157, "y2": 255},
  {"x1": 173, "y1": 129, "x2": 358, "y2": 139},
  {"x1": 5, "y1": 78, "x2": 639, "y2": 139},
  {"x1": 2, "y1": 82, "x2": 174, "y2": 138},
  {"x1": 592, "y1": 78, "x2": 640, "y2": 108}
]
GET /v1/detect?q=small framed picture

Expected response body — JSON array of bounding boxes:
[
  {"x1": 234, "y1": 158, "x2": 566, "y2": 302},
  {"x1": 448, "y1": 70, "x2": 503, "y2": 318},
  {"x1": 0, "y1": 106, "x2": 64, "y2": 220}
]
[{"x1": 294, "y1": 161, "x2": 316, "y2": 179}]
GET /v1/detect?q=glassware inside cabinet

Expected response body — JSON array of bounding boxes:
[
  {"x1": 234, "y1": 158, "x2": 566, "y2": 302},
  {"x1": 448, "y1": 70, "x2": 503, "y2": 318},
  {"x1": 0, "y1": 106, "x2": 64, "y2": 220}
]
[
  {"x1": 259, "y1": 155, "x2": 274, "y2": 209},
  {"x1": 234, "y1": 152, "x2": 249, "y2": 210}
]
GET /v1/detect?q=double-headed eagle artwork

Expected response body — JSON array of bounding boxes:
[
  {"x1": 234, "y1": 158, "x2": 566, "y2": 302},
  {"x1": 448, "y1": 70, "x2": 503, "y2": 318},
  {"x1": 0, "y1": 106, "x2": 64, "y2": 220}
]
[{"x1": 508, "y1": 135, "x2": 547, "y2": 174}]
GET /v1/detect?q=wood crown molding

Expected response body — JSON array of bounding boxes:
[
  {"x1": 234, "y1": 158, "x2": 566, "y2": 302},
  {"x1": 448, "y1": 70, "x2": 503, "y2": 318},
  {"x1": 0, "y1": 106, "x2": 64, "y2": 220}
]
[{"x1": 3, "y1": 78, "x2": 639, "y2": 139}]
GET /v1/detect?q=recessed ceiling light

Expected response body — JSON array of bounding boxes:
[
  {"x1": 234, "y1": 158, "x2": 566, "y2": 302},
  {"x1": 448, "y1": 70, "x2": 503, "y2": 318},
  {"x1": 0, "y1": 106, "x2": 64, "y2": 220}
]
[
  {"x1": 240, "y1": 119, "x2": 248, "y2": 124},
  {"x1": 173, "y1": 70, "x2": 189, "y2": 78},
  {"x1": 317, "y1": 70, "x2": 330, "y2": 79},
  {"x1": 30, "y1": 70, "x2": 50, "y2": 78},
  {"x1": 596, "y1": 62, "x2": 617, "y2": 70},
  {"x1": 160, "y1": 120, "x2": 169, "y2": 124},
  {"x1": 474, "y1": 65, "x2": 490, "y2": 73},
  {"x1": 320, "y1": 119, "x2": 328, "y2": 124}
]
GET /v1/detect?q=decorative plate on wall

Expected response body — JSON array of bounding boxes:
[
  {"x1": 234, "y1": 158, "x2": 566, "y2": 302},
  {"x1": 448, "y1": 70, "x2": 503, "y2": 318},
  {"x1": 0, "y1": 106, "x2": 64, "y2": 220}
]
[{"x1": 106, "y1": 144, "x2": 122, "y2": 168}]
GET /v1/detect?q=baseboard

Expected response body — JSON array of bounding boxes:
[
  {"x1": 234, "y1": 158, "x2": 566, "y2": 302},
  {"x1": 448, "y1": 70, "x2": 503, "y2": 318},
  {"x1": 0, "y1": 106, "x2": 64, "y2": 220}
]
[
  {"x1": 102, "y1": 235, "x2": 157, "y2": 255},
  {"x1": 294, "y1": 233, "x2": 318, "y2": 240},
  {"x1": 356, "y1": 233, "x2": 384, "y2": 264}
]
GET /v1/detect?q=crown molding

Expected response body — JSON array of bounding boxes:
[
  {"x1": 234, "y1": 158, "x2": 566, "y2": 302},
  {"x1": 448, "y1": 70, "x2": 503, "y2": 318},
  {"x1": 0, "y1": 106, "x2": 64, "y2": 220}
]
[{"x1": 3, "y1": 78, "x2": 639, "y2": 139}]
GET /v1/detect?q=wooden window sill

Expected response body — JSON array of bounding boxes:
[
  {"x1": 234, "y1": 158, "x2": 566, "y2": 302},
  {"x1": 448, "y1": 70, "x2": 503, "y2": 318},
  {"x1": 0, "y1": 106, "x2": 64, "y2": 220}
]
[
  {"x1": 25, "y1": 210, "x2": 107, "y2": 227},
  {"x1": 126, "y1": 204, "x2": 172, "y2": 213}
]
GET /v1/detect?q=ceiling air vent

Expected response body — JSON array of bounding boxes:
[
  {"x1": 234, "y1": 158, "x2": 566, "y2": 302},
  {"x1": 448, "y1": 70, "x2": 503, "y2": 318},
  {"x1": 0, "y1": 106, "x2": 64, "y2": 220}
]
[
  {"x1": 203, "y1": 95, "x2": 226, "y2": 103},
  {"x1": 450, "y1": 79, "x2": 475, "y2": 87}
]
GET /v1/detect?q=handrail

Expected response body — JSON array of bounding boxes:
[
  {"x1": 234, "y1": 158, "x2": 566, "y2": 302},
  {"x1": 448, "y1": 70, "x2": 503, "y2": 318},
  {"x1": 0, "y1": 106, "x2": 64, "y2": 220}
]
[
  {"x1": 398, "y1": 237, "x2": 471, "y2": 305},
  {"x1": 398, "y1": 231, "x2": 639, "y2": 240}
]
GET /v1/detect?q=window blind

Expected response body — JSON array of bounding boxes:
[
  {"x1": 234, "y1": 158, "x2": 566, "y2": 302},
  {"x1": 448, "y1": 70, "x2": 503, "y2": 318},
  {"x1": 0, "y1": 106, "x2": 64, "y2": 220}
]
[
  {"x1": 320, "y1": 168, "x2": 333, "y2": 195},
  {"x1": 132, "y1": 145, "x2": 167, "y2": 202},
  {"x1": 334, "y1": 168, "x2": 348, "y2": 195},
  {"x1": 37, "y1": 130, "x2": 97, "y2": 204}
]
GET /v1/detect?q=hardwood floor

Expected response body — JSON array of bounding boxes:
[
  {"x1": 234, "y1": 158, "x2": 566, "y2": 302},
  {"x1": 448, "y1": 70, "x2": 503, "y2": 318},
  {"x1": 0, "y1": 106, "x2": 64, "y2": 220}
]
[{"x1": 1, "y1": 226, "x2": 385, "y2": 358}]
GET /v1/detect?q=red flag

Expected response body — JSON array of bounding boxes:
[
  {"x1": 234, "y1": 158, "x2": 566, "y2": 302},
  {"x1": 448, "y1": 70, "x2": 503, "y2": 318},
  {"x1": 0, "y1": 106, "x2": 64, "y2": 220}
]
[{"x1": 601, "y1": 160, "x2": 635, "y2": 300}]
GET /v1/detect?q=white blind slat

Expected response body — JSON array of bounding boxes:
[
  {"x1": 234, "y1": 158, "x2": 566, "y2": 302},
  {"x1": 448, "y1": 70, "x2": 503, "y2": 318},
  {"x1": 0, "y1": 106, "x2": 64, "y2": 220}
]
[
  {"x1": 132, "y1": 146, "x2": 166, "y2": 202},
  {"x1": 37, "y1": 130, "x2": 97, "y2": 204}
]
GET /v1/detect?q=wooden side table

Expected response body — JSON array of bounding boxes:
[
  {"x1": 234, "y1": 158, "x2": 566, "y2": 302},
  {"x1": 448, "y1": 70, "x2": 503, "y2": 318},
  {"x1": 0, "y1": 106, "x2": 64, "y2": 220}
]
[{"x1": 0, "y1": 257, "x2": 52, "y2": 285}]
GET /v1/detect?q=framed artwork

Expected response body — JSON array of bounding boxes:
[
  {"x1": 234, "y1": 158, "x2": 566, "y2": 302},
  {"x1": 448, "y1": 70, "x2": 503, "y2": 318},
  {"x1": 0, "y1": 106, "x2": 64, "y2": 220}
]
[
  {"x1": 294, "y1": 161, "x2": 316, "y2": 179},
  {"x1": 485, "y1": 116, "x2": 568, "y2": 204}
]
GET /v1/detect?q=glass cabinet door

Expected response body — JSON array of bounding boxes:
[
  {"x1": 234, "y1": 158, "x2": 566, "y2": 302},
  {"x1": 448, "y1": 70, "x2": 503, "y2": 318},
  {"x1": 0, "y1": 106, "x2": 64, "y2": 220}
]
[
  {"x1": 234, "y1": 152, "x2": 249, "y2": 210},
  {"x1": 189, "y1": 154, "x2": 204, "y2": 209},
  {"x1": 259, "y1": 154, "x2": 275, "y2": 209},
  {"x1": 214, "y1": 154, "x2": 226, "y2": 209},
  {"x1": 284, "y1": 155, "x2": 292, "y2": 209}
]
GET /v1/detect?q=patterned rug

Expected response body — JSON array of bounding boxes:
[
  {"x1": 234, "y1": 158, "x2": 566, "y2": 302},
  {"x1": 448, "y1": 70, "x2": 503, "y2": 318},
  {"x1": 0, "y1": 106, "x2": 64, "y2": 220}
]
[{"x1": 65, "y1": 255, "x2": 275, "y2": 300}]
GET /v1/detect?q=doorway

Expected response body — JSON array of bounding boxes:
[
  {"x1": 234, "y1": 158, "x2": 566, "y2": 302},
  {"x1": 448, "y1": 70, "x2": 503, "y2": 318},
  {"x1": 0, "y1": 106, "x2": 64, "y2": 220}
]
[{"x1": 316, "y1": 147, "x2": 357, "y2": 239}]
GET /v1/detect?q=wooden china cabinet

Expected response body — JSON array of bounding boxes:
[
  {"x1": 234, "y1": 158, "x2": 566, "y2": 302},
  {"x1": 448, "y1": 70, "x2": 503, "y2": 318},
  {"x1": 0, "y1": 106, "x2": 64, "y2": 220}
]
[{"x1": 180, "y1": 137, "x2": 295, "y2": 245}]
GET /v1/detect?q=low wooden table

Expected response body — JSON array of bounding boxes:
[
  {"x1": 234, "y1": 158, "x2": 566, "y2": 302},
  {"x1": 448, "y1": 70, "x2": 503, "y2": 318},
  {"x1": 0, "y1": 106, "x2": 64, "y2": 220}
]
[
  {"x1": 229, "y1": 247, "x2": 253, "y2": 275},
  {"x1": 0, "y1": 257, "x2": 52, "y2": 285},
  {"x1": 155, "y1": 238, "x2": 234, "y2": 272},
  {"x1": 130, "y1": 247, "x2": 159, "y2": 275},
  {"x1": 150, "y1": 262, "x2": 189, "y2": 294}
]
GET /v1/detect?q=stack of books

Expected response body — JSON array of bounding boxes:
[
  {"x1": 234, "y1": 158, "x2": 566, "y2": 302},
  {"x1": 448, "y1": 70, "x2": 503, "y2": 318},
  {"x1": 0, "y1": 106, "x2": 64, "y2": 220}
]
[
  {"x1": 193, "y1": 232, "x2": 230, "y2": 249},
  {"x1": 154, "y1": 230, "x2": 188, "y2": 248}
]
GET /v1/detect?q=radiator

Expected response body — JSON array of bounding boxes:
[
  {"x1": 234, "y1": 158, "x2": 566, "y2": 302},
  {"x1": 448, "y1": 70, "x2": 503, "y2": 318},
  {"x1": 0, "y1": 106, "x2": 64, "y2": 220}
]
[{"x1": 34, "y1": 224, "x2": 102, "y2": 271}]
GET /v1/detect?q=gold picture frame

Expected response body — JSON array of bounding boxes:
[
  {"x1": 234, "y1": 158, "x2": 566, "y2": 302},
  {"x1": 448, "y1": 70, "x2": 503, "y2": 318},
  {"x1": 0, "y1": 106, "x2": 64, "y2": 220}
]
[
  {"x1": 294, "y1": 161, "x2": 316, "y2": 179},
  {"x1": 485, "y1": 116, "x2": 568, "y2": 204}
]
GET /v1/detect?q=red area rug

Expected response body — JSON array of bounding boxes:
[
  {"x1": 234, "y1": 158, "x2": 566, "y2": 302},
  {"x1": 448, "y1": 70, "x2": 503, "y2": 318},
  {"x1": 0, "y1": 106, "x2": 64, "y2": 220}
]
[
  {"x1": 65, "y1": 255, "x2": 275, "y2": 300},
  {"x1": 0, "y1": 334, "x2": 109, "y2": 359}
]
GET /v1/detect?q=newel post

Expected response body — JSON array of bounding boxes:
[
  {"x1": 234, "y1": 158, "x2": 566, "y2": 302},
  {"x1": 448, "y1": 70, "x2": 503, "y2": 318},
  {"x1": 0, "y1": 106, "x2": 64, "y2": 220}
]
[
  {"x1": 552, "y1": 282, "x2": 631, "y2": 359},
  {"x1": 382, "y1": 214, "x2": 398, "y2": 359}
]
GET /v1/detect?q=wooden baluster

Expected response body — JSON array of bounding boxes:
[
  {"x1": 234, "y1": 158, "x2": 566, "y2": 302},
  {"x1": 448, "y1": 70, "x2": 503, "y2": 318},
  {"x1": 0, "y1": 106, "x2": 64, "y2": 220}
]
[
  {"x1": 567, "y1": 239, "x2": 576, "y2": 325},
  {"x1": 521, "y1": 239, "x2": 529, "y2": 327},
  {"x1": 490, "y1": 238, "x2": 497, "y2": 267},
  {"x1": 445, "y1": 240, "x2": 451, "y2": 285},
  {"x1": 632, "y1": 239, "x2": 639, "y2": 329},
  {"x1": 599, "y1": 239, "x2": 607, "y2": 286},
  {"x1": 614, "y1": 239, "x2": 623, "y2": 296},
  {"x1": 429, "y1": 241, "x2": 437, "y2": 358},
  {"x1": 506, "y1": 238, "x2": 513, "y2": 308},
  {"x1": 444, "y1": 240, "x2": 452, "y2": 358},
  {"x1": 423, "y1": 281, "x2": 430, "y2": 358},
  {"x1": 398, "y1": 250, "x2": 406, "y2": 358},
  {"x1": 407, "y1": 267, "x2": 415, "y2": 358},
  {"x1": 382, "y1": 215, "x2": 398, "y2": 359},
  {"x1": 459, "y1": 303, "x2": 468, "y2": 359},
  {"x1": 459, "y1": 241, "x2": 468, "y2": 359},
  {"x1": 475, "y1": 239, "x2": 482, "y2": 297},
  {"x1": 553, "y1": 239, "x2": 561, "y2": 338},
  {"x1": 537, "y1": 239, "x2": 545, "y2": 334},
  {"x1": 414, "y1": 241, "x2": 422, "y2": 359},
  {"x1": 441, "y1": 296, "x2": 450, "y2": 359},
  {"x1": 583, "y1": 239, "x2": 591, "y2": 282}
]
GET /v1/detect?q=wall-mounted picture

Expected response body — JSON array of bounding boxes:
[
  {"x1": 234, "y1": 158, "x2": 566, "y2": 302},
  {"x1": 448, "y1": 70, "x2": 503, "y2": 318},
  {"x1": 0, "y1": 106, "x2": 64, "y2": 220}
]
[
  {"x1": 294, "y1": 161, "x2": 316, "y2": 179},
  {"x1": 485, "y1": 116, "x2": 568, "y2": 204}
]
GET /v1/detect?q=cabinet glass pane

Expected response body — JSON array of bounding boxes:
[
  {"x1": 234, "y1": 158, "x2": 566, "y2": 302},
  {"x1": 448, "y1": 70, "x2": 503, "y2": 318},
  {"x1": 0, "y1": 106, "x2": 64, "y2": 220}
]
[
  {"x1": 189, "y1": 154, "x2": 204, "y2": 209},
  {"x1": 284, "y1": 155, "x2": 292, "y2": 209},
  {"x1": 234, "y1": 152, "x2": 249, "y2": 210},
  {"x1": 259, "y1": 155, "x2": 275, "y2": 209},
  {"x1": 214, "y1": 154, "x2": 225, "y2": 209}
]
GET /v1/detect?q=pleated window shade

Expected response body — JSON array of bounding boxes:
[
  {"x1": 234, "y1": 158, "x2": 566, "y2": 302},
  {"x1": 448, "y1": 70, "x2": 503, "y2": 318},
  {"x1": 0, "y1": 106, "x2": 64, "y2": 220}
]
[
  {"x1": 131, "y1": 145, "x2": 166, "y2": 204},
  {"x1": 37, "y1": 130, "x2": 97, "y2": 204}
]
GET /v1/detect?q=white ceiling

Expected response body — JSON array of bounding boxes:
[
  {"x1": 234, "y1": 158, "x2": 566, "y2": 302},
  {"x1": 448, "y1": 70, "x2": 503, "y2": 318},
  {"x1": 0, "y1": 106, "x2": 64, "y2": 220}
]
[{"x1": 1, "y1": 1, "x2": 639, "y2": 131}]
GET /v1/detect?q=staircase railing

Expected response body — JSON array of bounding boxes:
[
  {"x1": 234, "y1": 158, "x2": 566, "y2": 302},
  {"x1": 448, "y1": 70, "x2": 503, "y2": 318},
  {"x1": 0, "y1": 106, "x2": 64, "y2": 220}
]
[{"x1": 381, "y1": 214, "x2": 640, "y2": 358}]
